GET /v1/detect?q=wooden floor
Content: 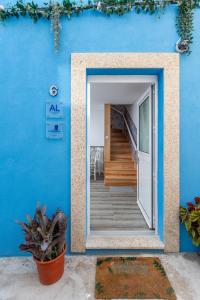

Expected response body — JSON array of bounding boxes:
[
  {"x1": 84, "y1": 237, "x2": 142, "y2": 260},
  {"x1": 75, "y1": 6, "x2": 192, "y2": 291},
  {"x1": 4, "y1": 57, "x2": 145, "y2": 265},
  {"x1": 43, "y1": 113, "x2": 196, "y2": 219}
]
[{"x1": 90, "y1": 180, "x2": 148, "y2": 231}]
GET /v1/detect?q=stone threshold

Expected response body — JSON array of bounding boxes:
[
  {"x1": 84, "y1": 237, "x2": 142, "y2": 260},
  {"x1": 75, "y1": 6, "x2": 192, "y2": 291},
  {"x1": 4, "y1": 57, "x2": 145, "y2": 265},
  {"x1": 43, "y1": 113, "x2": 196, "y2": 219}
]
[{"x1": 86, "y1": 235, "x2": 164, "y2": 250}]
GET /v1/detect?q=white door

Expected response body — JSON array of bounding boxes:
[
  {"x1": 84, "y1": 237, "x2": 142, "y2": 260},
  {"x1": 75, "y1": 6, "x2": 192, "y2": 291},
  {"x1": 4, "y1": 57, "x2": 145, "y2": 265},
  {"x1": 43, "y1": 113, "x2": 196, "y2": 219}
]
[{"x1": 137, "y1": 88, "x2": 153, "y2": 229}]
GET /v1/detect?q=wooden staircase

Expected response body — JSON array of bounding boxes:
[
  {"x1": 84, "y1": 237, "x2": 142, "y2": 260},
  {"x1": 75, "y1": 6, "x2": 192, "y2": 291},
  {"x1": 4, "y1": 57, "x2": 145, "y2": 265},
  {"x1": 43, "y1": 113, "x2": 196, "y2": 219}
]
[{"x1": 104, "y1": 128, "x2": 137, "y2": 187}]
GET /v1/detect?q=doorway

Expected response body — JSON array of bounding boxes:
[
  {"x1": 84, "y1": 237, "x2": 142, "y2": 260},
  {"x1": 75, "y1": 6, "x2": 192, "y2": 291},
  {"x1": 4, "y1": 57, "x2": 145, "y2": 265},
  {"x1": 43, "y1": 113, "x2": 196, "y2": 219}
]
[
  {"x1": 87, "y1": 76, "x2": 157, "y2": 236},
  {"x1": 71, "y1": 53, "x2": 180, "y2": 253}
]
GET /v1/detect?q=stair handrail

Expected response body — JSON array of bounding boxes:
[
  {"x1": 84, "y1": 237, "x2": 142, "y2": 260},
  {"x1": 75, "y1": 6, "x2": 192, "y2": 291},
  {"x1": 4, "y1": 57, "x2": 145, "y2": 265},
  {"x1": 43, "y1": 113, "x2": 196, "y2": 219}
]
[{"x1": 111, "y1": 107, "x2": 137, "y2": 152}]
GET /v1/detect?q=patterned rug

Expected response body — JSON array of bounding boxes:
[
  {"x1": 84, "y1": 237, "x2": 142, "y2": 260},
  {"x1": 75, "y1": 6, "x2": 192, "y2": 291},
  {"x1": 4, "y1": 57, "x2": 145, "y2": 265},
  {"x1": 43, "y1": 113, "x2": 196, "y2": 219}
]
[{"x1": 95, "y1": 257, "x2": 176, "y2": 299}]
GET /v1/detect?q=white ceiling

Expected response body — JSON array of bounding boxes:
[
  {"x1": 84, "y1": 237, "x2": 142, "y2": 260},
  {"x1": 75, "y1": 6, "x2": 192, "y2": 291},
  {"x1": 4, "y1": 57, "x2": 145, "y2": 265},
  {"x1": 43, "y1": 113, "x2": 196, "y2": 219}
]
[{"x1": 90, "y1": 82, "x2": 150, "y2": 107}]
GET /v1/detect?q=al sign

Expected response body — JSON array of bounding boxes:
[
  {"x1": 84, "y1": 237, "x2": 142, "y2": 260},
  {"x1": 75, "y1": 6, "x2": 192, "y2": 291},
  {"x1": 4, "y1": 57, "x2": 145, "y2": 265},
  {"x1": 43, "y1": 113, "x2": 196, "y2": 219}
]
[{"x1": 46, "y1": 102, "x2": 64, "y2": 118}]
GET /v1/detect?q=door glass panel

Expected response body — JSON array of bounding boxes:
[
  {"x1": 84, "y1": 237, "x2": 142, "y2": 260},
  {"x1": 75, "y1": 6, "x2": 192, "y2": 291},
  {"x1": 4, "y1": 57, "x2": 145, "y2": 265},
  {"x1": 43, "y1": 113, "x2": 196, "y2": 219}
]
[{"x1": 139, "y1": 96, "x2": 149, "y2": 153}]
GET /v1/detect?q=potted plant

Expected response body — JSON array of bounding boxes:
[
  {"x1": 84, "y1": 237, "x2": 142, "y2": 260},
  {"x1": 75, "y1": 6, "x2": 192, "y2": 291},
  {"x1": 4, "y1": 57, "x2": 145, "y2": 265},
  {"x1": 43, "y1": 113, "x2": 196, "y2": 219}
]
[
  {"x1": 18, "y1": 204, "x2": 67, "y2": 285},
  {"x1": 180, "y1": 197, "x2": 200, "y2": 247},
  {"x1": 176, "y1": 38, "x2": 189, "y2": 54}
]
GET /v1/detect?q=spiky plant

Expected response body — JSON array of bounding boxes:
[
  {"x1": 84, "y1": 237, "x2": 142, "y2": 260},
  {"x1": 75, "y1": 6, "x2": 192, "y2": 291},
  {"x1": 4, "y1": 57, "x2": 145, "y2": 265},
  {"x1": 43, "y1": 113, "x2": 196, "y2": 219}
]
[{"x1": 18, "y1": 204, "x2": 67, "y2": 261}]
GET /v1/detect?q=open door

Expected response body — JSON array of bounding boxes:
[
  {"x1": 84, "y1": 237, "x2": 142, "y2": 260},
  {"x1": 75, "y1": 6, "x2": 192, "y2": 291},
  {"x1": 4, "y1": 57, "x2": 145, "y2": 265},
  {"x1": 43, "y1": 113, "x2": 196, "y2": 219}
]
[
  {"x1": 104, "y1": 104, "x2": 111, "y2": 163},
  {"x1": 137, "y1": 87, "x2": 154, "y2": 229}
]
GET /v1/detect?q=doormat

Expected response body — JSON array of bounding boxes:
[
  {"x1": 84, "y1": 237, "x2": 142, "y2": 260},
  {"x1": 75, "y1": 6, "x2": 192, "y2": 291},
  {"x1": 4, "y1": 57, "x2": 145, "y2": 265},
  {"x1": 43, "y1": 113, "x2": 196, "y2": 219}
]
[{"x1": 95, "y1": 257, "x2": 176, "y2": 299}]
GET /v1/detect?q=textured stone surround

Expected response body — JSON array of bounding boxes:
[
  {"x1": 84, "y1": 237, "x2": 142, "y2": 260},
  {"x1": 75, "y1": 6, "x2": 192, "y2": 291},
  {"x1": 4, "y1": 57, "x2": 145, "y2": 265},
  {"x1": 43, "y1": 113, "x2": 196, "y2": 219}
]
[
  {"x1": 71, "y1": 53, "x2": 180, "y2": 253},
  {"x1": 86, "y1": 235, "x2": 164, "y2": 250}
]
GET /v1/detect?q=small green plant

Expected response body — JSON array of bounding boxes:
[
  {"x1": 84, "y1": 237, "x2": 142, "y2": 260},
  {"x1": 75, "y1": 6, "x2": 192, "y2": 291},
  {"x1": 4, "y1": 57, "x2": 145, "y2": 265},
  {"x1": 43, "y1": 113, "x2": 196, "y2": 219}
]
[
  {"x1": 180, "y1": 197, "x2": 200, "y2": 246},
  {"x1": 18, "y1": 204, "x2": 67, "y2": 261},
  {"x1": 176, "y1": 0, "x2": 195, "y2": 54}
]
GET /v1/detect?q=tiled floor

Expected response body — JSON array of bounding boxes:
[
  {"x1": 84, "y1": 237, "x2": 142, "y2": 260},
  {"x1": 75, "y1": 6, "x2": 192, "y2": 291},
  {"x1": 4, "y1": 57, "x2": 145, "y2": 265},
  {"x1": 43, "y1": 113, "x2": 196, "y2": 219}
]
[
  {"x1": 0, "y1": 253, "x2": 200, "y2": 300},
  {"x1": 90, "y1": 180, "x2": 148, "y2": 231}
]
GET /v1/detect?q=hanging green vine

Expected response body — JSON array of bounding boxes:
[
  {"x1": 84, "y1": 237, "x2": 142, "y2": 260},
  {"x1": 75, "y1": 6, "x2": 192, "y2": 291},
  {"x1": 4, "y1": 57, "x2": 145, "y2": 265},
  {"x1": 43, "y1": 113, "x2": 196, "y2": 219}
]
[
  {"x1": 50, "y1": 3, "x2": 61, "y2": 51},
  {"x1": 176, "y1": 0, "x2": 196, "y2": 54},
  {"x1": 0, "y1": 0, "x2": 199, "y2": 53}
]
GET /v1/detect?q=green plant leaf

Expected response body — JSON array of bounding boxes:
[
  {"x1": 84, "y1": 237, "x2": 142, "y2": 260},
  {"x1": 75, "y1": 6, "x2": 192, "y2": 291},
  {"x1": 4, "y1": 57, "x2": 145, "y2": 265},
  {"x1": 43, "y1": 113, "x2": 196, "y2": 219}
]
[
  {"x1": 0, "y1": 0, "x2": 197, "y2": 53},
  {"x1": 18, "y1": 205, "x2": 67, "y2": 261},
  {"x1": 190, "y1": 210, "x2": 200, "y2": 223},
  {"x1": 185, "y1": 220, "x2": 192, "y2": 231}
]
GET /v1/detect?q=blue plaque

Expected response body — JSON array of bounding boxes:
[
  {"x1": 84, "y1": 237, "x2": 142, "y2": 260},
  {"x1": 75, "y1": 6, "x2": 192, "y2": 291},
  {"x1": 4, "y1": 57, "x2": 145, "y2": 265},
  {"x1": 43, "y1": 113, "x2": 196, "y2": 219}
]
[
  {"x1": 46, "y1": 121, "x2": 64, "y2": 139},
  {"x1": 46, "y1": 102, "x2": 64, "y2": 118}
]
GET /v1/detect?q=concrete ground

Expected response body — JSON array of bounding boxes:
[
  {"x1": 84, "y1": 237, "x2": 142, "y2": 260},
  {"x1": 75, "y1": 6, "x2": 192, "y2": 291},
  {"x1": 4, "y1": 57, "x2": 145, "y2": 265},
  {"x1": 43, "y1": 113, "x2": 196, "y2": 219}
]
[{"x1": 0, "y1": 253, "x2": 200, "y2": 300}]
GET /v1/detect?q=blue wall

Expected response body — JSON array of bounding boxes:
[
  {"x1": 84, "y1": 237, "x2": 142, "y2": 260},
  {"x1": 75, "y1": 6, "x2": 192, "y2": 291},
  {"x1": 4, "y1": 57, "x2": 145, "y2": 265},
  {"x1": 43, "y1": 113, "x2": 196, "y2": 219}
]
[{"x1": 0, "y1": 3, "x2": 200, "y2": 255}]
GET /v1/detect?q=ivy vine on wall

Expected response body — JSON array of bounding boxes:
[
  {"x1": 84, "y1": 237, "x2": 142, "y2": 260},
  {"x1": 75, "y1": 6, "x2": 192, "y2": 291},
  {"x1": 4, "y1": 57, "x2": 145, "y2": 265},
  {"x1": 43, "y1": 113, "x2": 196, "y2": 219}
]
[{"x1": 0, "y1": 0, "x2": 199, "y2": 53}]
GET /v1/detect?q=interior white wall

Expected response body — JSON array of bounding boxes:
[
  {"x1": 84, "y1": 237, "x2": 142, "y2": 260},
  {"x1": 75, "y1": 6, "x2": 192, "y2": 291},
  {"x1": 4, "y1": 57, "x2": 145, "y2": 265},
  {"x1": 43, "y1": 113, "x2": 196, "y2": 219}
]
[
  {"x1": 90, "y1": 104, "x2": 104, "y2": 146},
  {"x1": 126, "y1": 102, "x2": 138, "y2": 130},
  {"x1": 126, "y1": 86, "x2": 150, "y2": 131},
  {"x1": 89, "y1": 79, "x2": 151, "y2": 146},
  {"x1": 89, "y1": 81, "x2": 150, "y2": 105}
]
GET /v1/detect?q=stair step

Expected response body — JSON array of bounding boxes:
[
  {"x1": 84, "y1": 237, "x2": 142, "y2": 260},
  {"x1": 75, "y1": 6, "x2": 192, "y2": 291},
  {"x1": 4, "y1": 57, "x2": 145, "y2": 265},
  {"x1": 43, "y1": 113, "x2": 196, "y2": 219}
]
[
  {"x1": 105, "y1": 169, "x2": 136, "y2": 173},
  {"x1": 105, "y1": 170, "x2": 136, "y2": 176},
  {"x1": 111, "y1": 141, "x2": 129, "y2": 144},
  {"x1": 111, "y1": 154, "x2": 132, "y2": 157},
  {"x1": 105, "y1": 173, "x2": 137, "y2": 180},
  {"x1": 104, "y1": 127, "x2": 137, "y2": 187},
  {"x1": 111, "y1": 133, "x2": 127, "y2": 137},
  {"x1": 112, "y1": 152, "x2": 132, "y2": 156},
  {"x1": 111, "y1": 131, "x2": 123, "y2": 133},
  {"x1": 111, "y1": 159, "x2": 133, "y2": 162},
  {"x1": 111, "y1": 128, "x2": 123, "y2": 133},
  {"x1": 111, "y1": 141, "x2": 130, "y2": 148},
  {"x1": 111, "y1": 154, "x2": 132, "y2": 160},
  {"x1": 105, "y1": 167, "x2": 136, "y2": 170},
  {"x1": 112, "y1": 143, "x2": 131, "y2": 148},
  {"x1": 105, "y1": 167, "x2": 136, "y2": 172},
  {"x1": 105, "y1": 161, "x2": 135, "y2": 166},
  {"x1": 111, "y1": 138, "x2": 129, "y2": 142},
  {"x1": 111, "y1": 148, "x2": 131, "y2": 154},
  {"x1": 105, "y1": 164, "x2": 136, "y2": 168},
  {"x1": 104, "y1": 179, "x2": 137, "y2": 187}
]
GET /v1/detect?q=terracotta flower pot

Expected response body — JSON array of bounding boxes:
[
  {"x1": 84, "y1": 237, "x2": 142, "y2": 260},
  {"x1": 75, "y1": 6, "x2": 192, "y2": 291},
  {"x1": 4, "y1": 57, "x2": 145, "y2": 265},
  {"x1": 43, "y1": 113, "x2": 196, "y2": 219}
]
[{"x1": 34, "y1": 248, "x2": 65, "y2": 285}]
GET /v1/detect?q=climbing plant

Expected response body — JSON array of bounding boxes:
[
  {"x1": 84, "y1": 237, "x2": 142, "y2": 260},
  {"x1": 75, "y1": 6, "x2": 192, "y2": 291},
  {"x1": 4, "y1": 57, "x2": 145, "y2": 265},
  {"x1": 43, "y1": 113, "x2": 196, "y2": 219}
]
[
  {"x1": 0, "y1": 0, "x2": 199, "y2": 52},
  {"x1": 176, "y1": 0, "x2": 197, "y2": 54}
]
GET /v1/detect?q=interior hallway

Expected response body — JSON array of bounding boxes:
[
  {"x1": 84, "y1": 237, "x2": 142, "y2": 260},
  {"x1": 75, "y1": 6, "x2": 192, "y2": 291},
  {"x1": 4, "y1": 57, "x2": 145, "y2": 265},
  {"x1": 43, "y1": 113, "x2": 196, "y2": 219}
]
[{"x1": 90, "y1": 179, "x2": 148, "y2": 232}]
